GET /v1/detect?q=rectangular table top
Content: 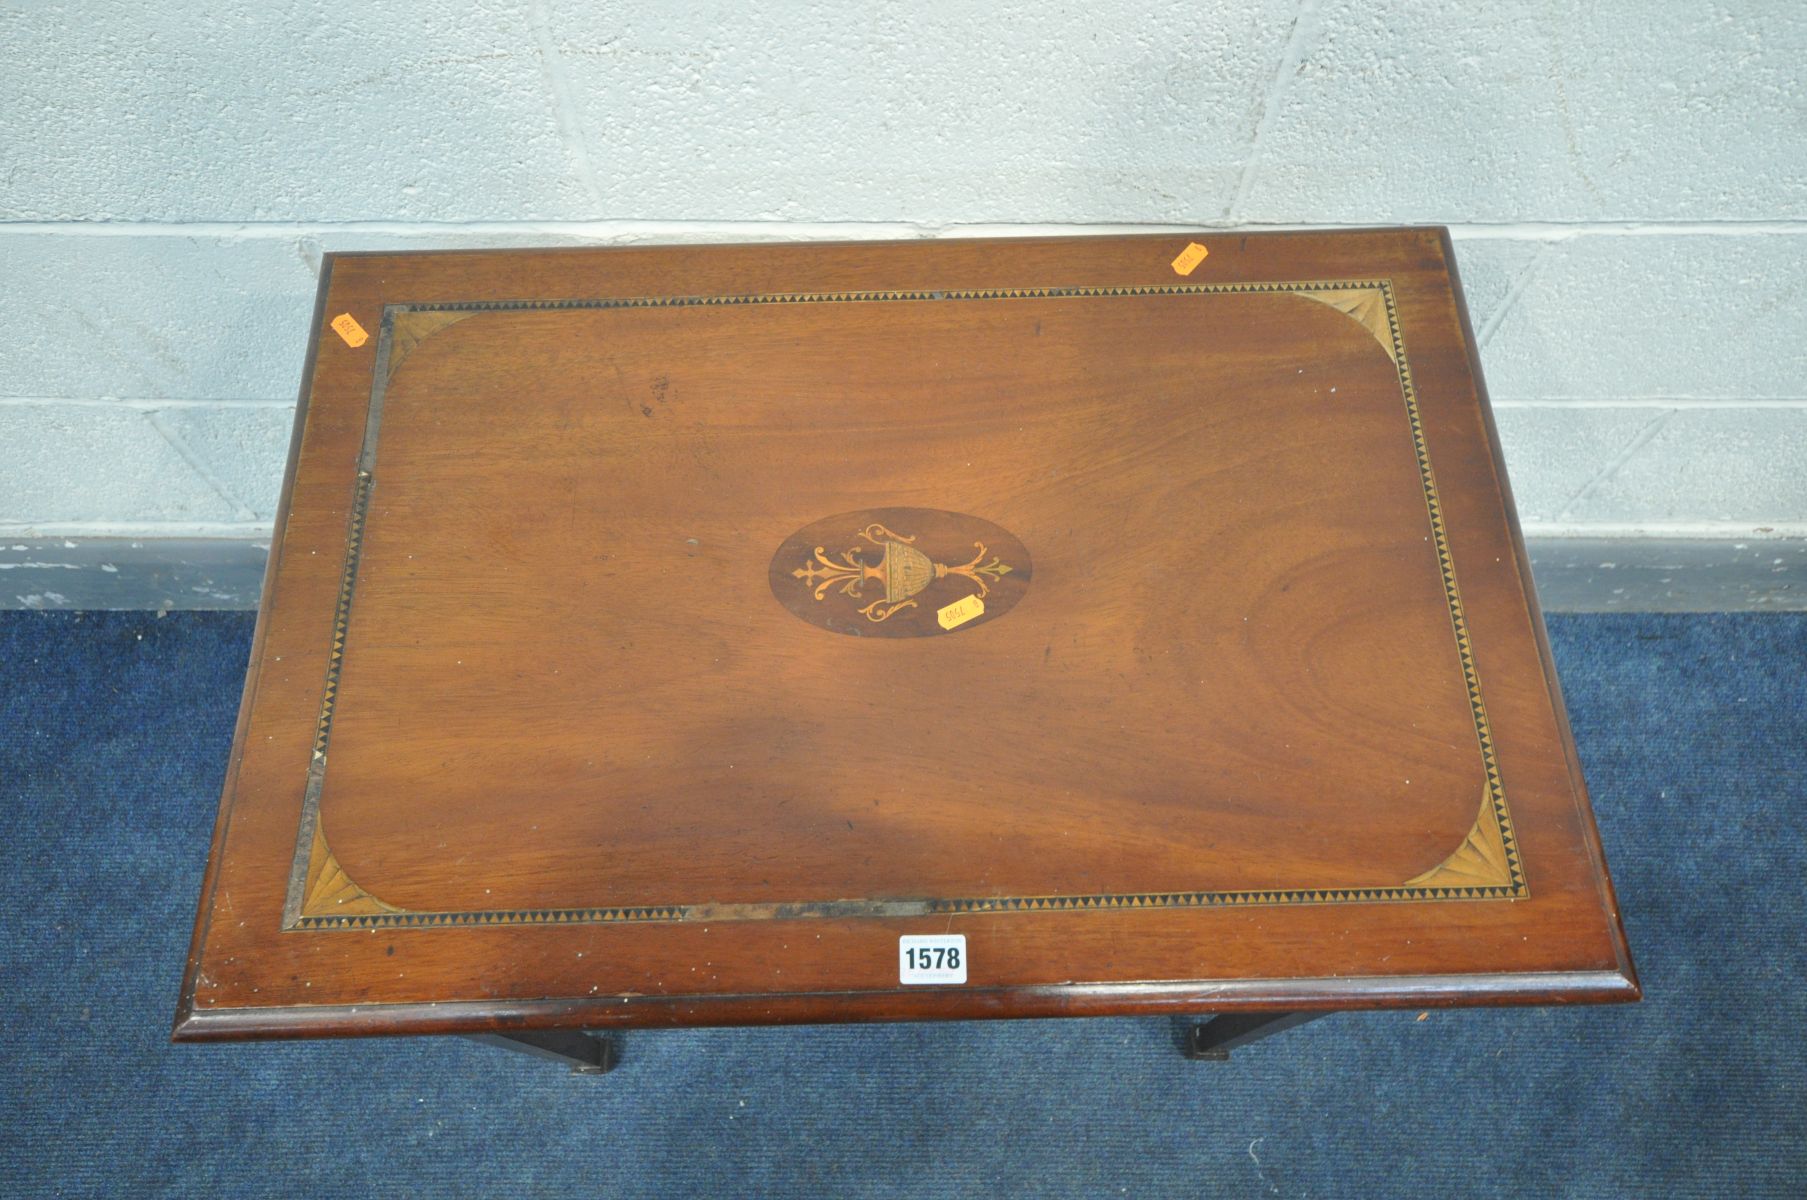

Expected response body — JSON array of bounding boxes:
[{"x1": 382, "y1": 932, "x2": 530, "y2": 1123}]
[{"x1": 175, "y1": 229, "x2": 1637, "y2": 1041}]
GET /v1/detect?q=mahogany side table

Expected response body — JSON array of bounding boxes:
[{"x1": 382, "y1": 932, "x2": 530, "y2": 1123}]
[{"x1": 174, "y1": 230, "x2": 1638, "y2": 1072}]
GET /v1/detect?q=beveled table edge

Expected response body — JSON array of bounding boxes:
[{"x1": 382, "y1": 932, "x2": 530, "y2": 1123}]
[{"x1": 173, "y1": 968, "x2": 1639, "y2": 1042}]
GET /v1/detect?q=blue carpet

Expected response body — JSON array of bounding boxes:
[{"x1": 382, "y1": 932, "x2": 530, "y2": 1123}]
[{"x1": 2, "y1": 611, "x2": 1803, "y2": 1198}]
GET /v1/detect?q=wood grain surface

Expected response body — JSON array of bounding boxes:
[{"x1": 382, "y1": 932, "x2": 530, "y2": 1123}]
[{"x1": 175, "y1": 229, "x2": 1638, "y2": 1042}]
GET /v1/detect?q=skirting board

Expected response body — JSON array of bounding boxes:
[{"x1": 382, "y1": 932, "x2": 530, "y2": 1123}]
[
  {"x1": 1, "y1": 537, "x2": 1803, "y2": 613},
  {"x1": 2, "y1": 538, "x2": 270, "y2": 612}
]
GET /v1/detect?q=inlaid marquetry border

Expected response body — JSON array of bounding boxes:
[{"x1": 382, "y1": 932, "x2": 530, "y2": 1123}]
[{"x1": 283, "y1": 279, "x2": 1526, "y2": 931}]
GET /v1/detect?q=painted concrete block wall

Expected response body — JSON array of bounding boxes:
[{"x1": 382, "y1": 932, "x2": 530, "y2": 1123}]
[{"x1": 2, "y1": 0, "x2": 1803, "y2": 545}]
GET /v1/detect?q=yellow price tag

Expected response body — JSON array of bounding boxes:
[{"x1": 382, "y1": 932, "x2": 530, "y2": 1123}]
[
  {"x1": 937, "y1": 594, "x2": 985, "y2": 630},
  {"x1": 330, "y1": 313, "x2": 369, "y2": 348},
  {"x1": 1170, "y1": 242, "x2": 1209, "y2": 276}
]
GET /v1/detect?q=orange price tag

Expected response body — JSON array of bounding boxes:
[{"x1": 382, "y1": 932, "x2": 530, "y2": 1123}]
[
  {"x1": 1170, "y1": 242, "x2": 1209, "y2": 276},
  {"x1": 330, "y1": 313, "x2": 369, "y2": 348}
]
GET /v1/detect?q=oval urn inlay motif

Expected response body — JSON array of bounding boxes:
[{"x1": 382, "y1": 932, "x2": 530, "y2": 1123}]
[{"x1": 770, "y1": 508, "x2": 1032, "y2": 638}]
